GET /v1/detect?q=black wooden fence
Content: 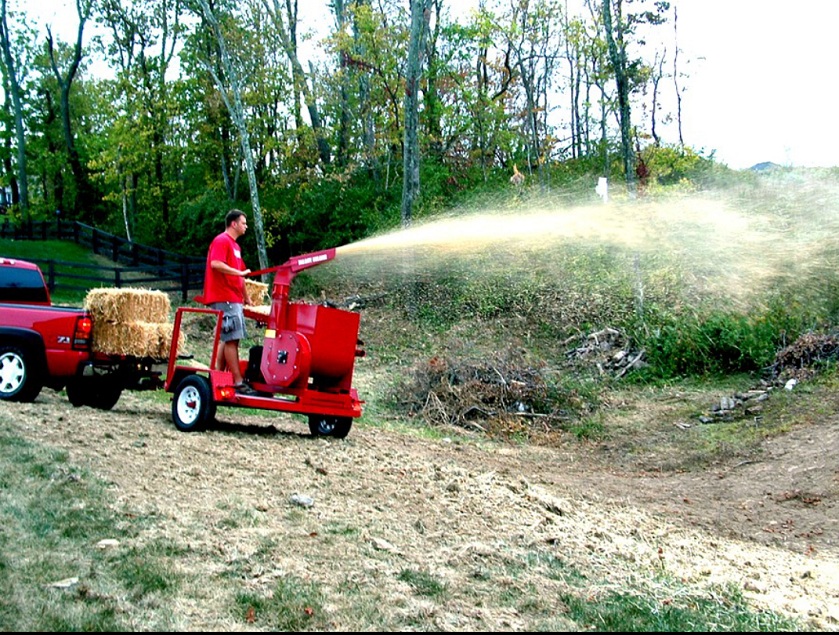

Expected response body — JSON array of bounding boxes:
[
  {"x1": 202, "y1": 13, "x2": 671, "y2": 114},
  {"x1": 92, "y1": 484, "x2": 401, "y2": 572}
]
[{"x1": 0, "y1": 218, "x2": 204, "y2": 301}]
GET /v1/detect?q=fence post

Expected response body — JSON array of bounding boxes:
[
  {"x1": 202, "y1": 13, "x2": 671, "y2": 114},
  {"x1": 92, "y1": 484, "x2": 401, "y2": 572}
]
[
  {"x1": 114, "y1": 268, "x2": 121, "y2": 288},
  {"x1": 73, "y1": 222, "x2": 80, "y2": 243},
  {"x1": 47, "y1": 261, "x2": 56, "y2": 292},
  {"x1": 92, "y1": 228, "x2": 99, "y2": 254}
]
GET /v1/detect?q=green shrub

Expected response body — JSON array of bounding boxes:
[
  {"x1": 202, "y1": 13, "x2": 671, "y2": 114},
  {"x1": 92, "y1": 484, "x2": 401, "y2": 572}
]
[{"x1": 631, "y1": 300, "x2": 810, "y2": 380}]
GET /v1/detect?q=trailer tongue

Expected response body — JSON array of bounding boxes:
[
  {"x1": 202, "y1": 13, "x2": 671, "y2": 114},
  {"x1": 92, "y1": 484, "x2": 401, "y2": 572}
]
[{"x1": 165, "y1": 248, "x2": 365, "y2": 437}]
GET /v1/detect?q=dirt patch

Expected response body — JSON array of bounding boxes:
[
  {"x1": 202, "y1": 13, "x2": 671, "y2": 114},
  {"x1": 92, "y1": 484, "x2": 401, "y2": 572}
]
[{"x1": 2, "y1": 380, "x2": 837, "y2": 631}]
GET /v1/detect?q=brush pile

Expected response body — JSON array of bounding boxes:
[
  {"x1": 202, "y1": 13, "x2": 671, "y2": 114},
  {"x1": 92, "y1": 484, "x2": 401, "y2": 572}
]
[
  {"x1": 393, "y1": 350, "x2": 592, "y2": 442},
  {"x1": 563, "y1": 327, "x2": 646, "y2": 377},
  {"x1": 766, "y1": 330, "x2": 839, "y2": 382},
  {"x1": 84, "y1": 288, "x2": 185, "y2": 359}
]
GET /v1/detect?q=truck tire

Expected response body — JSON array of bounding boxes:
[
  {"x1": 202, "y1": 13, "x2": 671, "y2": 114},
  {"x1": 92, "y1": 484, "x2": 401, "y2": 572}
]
[
  {"x1": 66, "y1": 377, "x2": 123, "y2": 411},
  {"x1": 0, "y1": 345, "x2": 43, "y2": 402},
  {"x1": 172, "y1": 374, "x2": 215, "y2": 432},
  {"x1": 308, "y1": 415, "x2": 352, "y2": 439}
]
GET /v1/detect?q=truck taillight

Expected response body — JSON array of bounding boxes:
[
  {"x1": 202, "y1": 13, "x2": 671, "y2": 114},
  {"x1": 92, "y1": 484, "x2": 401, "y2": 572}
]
[{"x1": 73, "y1": 316, "x2": 93, "y2": 349}]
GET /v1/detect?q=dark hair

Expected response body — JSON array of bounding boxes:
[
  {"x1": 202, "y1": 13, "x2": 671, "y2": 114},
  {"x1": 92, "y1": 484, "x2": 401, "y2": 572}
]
[{"x1": 225, "y1": 209, "x2": 245, "y2": 227}]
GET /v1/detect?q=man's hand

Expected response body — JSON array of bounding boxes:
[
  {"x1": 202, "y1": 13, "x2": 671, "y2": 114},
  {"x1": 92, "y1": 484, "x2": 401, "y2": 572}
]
[{"x1": 211, "y1": 261, "x2": 250, "y2": 277}]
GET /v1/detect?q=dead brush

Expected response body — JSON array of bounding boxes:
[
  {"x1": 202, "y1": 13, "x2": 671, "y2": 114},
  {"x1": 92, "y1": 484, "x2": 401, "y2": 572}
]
[
  {"x1": 767, "y1": 330, "x2": 839, "y2": 382},
  {"x1": 394, "y1": 350, "x2": 582, "y2": 443}
]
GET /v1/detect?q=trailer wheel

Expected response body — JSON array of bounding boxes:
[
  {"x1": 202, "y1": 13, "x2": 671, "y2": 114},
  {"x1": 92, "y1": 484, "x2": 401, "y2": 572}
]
[
  {"x1": 172, "y1": 375, "x2": 216, "y2": 432},
  {"x1": 0, "y1": 345, "x2": 42, "y2": 403},
  {"x1": 308, "y1": 415, "x2": 352, "y2": 439}
]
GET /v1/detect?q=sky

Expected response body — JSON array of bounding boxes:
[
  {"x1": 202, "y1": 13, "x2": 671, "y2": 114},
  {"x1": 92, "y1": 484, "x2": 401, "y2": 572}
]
[
  {"x1": 24, "y1": 0, "x2": 839, "y2": 170},
  {"x1": 671, "y1": 0, "x2": 839, "y2": 169}
]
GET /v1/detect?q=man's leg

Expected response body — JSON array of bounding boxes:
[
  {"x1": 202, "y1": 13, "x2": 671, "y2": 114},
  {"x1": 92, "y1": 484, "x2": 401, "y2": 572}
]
[{"x1": 222, "y1": 340, "x2": 244, "y2": 385}]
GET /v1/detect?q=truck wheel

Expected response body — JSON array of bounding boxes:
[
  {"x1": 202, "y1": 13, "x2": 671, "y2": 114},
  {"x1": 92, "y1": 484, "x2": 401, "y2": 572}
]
[
  {"x1": 66, "y1": 378, "x2": 123, "y2": 410},
  {"x1": 66, "y1": 379, "x2": 87, "y2": 407},
  {"x1": 172, "y1": 375, "x2": 215, "y2": 432},
  {"x1": 88, "y1": 377, "x2": 123, "y2": 410},
  {"x1": 0, "y1": 346, "x2": 42, "y2": 403},
  {"x1": 308, "y1": 415, "x2": 352, "y2": 439}
]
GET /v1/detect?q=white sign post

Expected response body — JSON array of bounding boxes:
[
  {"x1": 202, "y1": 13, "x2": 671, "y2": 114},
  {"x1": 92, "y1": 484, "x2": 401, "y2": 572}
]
[{"x1": 596, "y1": 177, "x2": 608, "y2": 203}]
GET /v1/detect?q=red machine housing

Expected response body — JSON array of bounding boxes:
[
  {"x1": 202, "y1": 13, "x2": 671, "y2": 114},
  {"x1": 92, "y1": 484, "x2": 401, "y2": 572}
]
[{"x1": 251, "y1": 248, "x2": 362, "y2": 395}]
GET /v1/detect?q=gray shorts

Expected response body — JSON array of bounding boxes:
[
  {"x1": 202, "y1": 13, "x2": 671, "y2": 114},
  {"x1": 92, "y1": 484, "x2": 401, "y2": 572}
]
[{"x1": 211, "y1": 302, "x2": 247, "y2": 342}]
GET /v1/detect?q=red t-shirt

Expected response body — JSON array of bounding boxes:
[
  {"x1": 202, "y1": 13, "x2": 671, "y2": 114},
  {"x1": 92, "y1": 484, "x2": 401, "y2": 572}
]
[{"x1": 202, "y1": 231, "x2": 246, "y2": 304}]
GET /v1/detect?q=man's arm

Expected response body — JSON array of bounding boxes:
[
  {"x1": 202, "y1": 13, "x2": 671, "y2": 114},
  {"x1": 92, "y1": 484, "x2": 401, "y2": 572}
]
[
  {"x1": 210, "y1": 260, "x2": 251, "y2": 278},
  {"x1": 210, "y1": 260, "x2": 253, "y2": 304}
]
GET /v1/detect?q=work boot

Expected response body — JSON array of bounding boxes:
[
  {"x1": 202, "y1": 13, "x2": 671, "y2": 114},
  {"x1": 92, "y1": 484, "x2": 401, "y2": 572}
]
[{"x1": 234, "y1": 382, "x2": 258, "y2": 396}]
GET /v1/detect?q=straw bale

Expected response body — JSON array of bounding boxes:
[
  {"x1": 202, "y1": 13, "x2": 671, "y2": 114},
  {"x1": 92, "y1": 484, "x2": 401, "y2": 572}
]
[
  {"x1": 245, "y1": 279, "x2": 269, "y2": 306},
  {"x1": 247, "y1": 304, "x2": 271, "y2": 317},
  {"x1": 84, "y1": 287, "x2": 171, "y2": 323},
  {"x1": 93, "y1": 320, "x2": 186, "y2": 359}
]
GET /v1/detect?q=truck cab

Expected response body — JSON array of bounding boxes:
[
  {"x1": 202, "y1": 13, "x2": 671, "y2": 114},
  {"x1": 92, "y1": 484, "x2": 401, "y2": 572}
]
[
  {"x1": 0, "y1": 257, "x2": 93, "y2": 402},
  {"x1": 0, "y1": 257, "x2": 51, "y2": 305}
]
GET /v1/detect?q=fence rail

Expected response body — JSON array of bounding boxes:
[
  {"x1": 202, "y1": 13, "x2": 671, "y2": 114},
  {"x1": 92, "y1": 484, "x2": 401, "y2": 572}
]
[{"x1": 0, "y1": 218, "x2": 204, "y2": 301}]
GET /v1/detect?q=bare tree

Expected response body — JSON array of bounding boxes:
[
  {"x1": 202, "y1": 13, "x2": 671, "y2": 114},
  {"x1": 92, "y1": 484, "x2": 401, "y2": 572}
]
[
  {"x1": 649, "y1": 47, "x2": 665, "y2": 145},
  {"x1": 672, "y1": 4, "x2": 682, "y2": 147},
  {"x1": 262, "y1": 0, "x2": 331, "y2": 165},
  {"x1": 195, "y1": 0, "x2": 269, "y2": 270},
  {"x1": 401, "y1": 0, "x2": 432, "y2": 227},
  {"x1": 507, "y1": 0, "x2": 563, "y2": 186}
]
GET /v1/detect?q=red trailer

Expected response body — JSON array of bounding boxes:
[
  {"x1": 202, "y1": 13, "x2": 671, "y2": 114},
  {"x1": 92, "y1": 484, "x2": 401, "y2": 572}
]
[{"x1": 164, "y1": 249, "x2": 364, "y2": 437}]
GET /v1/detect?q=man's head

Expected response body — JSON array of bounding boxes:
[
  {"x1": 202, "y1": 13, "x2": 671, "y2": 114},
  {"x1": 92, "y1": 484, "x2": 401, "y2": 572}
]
[{"x1": 225, "y1": 209, "x2": 248, "y2": 238}]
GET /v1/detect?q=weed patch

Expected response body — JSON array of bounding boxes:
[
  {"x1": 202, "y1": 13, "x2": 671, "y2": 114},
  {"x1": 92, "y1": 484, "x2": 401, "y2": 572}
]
[
  {"x1": 561, "y1": 585, "x2": 799, "y2": 632},
  {"x1": 235, "y1": 576, "x2": 327, "y2": 631}
]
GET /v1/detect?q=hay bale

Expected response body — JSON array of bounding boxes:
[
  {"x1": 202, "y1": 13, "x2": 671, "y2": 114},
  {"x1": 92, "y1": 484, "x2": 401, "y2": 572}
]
[
  {"x1": 245, "y1": 279, "x2": 269, "y2": 306},
  {"x1": 246, "y1": 304, "x2": 271, "y2": 317},
  {"x1": 84, "y1": 288, "x2": 171, "y2": 323},
  {"x1": 92, "y1": 321, "x2": 186, "y2": 359}
]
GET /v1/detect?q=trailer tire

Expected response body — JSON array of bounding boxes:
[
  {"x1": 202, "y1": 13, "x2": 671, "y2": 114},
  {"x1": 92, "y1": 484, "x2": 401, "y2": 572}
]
[
  {"x1": 308, "y1": 415, "x2": 352, "y2": 439},
  {"x1": 172, "y1": 375, "x2": 215, "y2": 432},
  {"x1": 0, "y1": 345, "x2": 43, "y2": 402}
]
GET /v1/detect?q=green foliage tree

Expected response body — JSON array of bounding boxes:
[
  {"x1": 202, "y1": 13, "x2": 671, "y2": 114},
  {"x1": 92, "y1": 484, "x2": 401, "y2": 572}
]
[{"x1": 0, "y1": 0, "x2": 32, "y2": 219}]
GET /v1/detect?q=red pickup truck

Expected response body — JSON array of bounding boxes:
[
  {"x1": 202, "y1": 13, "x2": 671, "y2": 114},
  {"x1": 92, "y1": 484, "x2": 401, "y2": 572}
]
[{"x1": 0, "y1": 257, "x2": 158, "y2": 408}]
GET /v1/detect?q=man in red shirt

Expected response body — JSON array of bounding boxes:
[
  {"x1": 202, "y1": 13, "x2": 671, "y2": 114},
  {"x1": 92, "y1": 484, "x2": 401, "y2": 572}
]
[{"x1": 202, "y1": 209, "x2": 257, "y2": 395}]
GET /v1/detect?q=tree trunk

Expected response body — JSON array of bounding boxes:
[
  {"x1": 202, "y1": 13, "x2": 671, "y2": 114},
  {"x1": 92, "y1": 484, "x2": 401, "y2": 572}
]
[
  {"x1": 423, "y1": 0, "x2": 444, "y2": 161},
  {"x1": 673, "y1": 5, "x2": 683, "y2": 147},
  {"x1": 401, "y1": 0, "x2": 432, "y2": 227},
  {"x1": 197, "y1": 0, "x2": 269, "y2": 271},
  {"x1": 47, "y1": 5, "x2": 98, "y2": 221},
  {"x1": 0, "y1": 0, "x2": 29, "y2": 220},
  {"x1": 263, "y1": 0, "x2": 331, "y2": 166},
  {"x1": 602, "y1": 0, "x2": 635, "y2": 188},
  {"x1": 333, "y1": 0, "x2": 351, "y2": 167}
]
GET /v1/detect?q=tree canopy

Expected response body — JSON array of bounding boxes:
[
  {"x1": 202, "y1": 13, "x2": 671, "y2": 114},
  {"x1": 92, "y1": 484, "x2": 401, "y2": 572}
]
[{"x1": 0, "y1": 0, "x2": 696, "y2": 261}]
